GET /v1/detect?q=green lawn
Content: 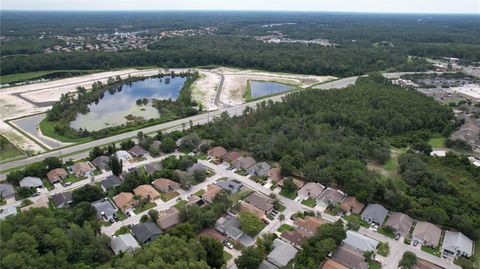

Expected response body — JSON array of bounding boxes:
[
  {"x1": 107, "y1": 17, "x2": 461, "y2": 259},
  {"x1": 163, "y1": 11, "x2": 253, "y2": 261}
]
[
  {"x1": 133, "y1": 201, "x2": 156, "y2": 214},
  {"x1": 160, "y1": 191, "x2": 179, "y2": 202},
  {"x1": 275, "y1": 203, "x2": 286, "y2": 212},
  {"x1": 343, "y1": 214, "x2": 371, "y2": 228},
  {"x1": 0, "y1": 69, "x2": 101, "y2": 84},
  {"x1": 421, "y1": 246, "x2": 441, "y2": 257},
  {"x1": 0, "y1": 135, "x2": 24, "y2": 160},
  {"x1": 368, "y1": 261, "x2": 382, "y2": 269},
  {"x1": 39, "y1": 118, "x2": 93, "y2": 143},
  {"x1": 428, "y1": 135, "x2": 446, "y2": 148},
  {"x1": 174, "y1": 199, "x2": 188, "y2": 209},
  {"x1": 377, "y1": 242, "x2": 390, "y2": 257},
  {"x1": 378, "y1": 227, "x2": 396, "y2": 238},
  {"x1": 64, "y1": 174, "x2": 86, "y2": 184},
  {"x1": 279, "y1": 188, "x2": 297, "y2": 199},
  {"x1": 197, "y1": 153, "x2": 208, "y2": 160},
  {"x1": 223, "y1": 251, "x2": 233, "y2": 262},
  {"x1": 301, "y1": 198, "x2": 317, "y2": 208},
  {"x1": 194, "y1": 189, "x2": 206, "y2": 197},
  {"x1": 277, "y1": 224, "x2": 294, "y2": 233},
  {"x1": 229, "y1": 189, "x2": 253, "y2": 203}
]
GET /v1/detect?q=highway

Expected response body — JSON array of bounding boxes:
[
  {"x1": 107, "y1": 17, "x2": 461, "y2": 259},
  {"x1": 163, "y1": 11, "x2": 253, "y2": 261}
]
[{"x1": 0, "y1": 72, "x2": 411, "y2": 174}]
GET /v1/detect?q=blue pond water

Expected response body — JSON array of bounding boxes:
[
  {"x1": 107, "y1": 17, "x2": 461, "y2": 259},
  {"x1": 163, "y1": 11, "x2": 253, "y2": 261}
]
[
  {"x1": 250, "y1": 81, "x2": 292, "y2": 98},
  {"x1": 70, "y1": 76, "x2": 187, "y2": 131}
]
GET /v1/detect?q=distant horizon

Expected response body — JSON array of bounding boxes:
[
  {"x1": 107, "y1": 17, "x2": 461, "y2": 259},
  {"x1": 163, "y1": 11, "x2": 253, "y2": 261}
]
[
  {"x1": 1, "y1": 9, "x2": 480, "y2": 16},
  {"x1": 2, "y1": 0, "x2": 479, "y2": 14}
]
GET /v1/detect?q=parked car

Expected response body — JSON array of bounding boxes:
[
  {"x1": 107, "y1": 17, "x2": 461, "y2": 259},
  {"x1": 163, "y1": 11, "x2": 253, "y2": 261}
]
[
  {"x1": 395, "y1": 234, "x2": 401, "y2": 240},
  {"x1": 223, "y1": 240, "x2": 233, "y2": 249},
  {"x1": 412, "y1": 240, "x2": 418, "y2": 246}
]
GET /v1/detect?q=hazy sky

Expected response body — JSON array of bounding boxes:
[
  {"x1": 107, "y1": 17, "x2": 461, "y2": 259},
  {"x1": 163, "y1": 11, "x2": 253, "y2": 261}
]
[{"x1": 2, "y1": 0, "x2": 479, "y2": 14}]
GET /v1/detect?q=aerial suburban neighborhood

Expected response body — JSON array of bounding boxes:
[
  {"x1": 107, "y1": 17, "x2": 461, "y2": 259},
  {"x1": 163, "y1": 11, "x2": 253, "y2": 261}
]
[{"x1": 1, "y1": 3, "x2": 480, "y2": 269}]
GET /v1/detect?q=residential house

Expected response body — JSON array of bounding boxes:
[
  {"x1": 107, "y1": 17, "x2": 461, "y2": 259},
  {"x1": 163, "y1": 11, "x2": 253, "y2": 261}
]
[
  {"x1": 361, "y1": 204, "x2": 389, "y2": 225},
  {"x1": 186, "y1": 163, "x2": 208, "y2": 175},
  {"x1": 215, "y1": 214, "x2": 254, "y2": 246},
  {"x1": 113, "y1": 192, "x2": 137, "y2": 212},
  {"x1": 0, "y1": 183, "x2": 15, "y2": 199},
  {"x1": 92, "y1": 199, "x2": 117, "y2": 221},
  {"x1": 111, "y1": 233, "x2": 140, "y2": 255},
  {"x1": 278, "y1": 177, "x2": 304, "y2": 189},
  {"x1": 144, "y1": 162, "x2": 162, "y2": 176},
  {"x1": 332, "y1": 245, "x2": 368, "y2": 269},
  {"x1": 297, "y1": 182, "x2": 325, "y2": 200},
  {"x1": 343, "y1": 230, "x2": 379, "y2": 253},
  {"x1": 19, "y1": 176, "x2": 43, "y2": 188},
  {"x1": 259, "y1": 261, "x2": 278, "y2": 269},
  {"x1": 245, "y1": 192, "x2": 274, "y2": 213},
  {"x1": 412, "y1": 221, "x2": 442, "y2": 248},
  {"x1": 240, "y1": 201, "x2": 266, "y2": 219},
  {"x1": 267, "y1": 167, "x2": 282, "y2": 182},
  {"x1": 207, "y1": 146, "x2": 227, "y2": 159},
  {"x1": 294, "y1": 216, "x2": 325, "y2": 238},
  {"x1": 267, "y1": 239, "x2": 298, "y2": 268},
  {"x1": 173, "y1": 170, "x2": 193, "y2": 186},
  {"x1": 91, "y1": 156, "x2": 110, "y2": 170},
  {"x1": 131, "y1": 221, "x2": 163, "y2": 244},
  {"x1": 133, "y1": 185, "x2": 161, "y2": 201},
  {"x1": 216, "y1": 179, "x2": 243, "y2": 194},
  {"x1": 385, "y1": 212, "x2": 414, "y2": 236},
  {"x1": 152, "y1": 178, "x2": 181, "y2": 193},
  {"x1": 340, "y1": 196, "x2": 365, "y2": 215},
  {"x1": 223, "y1": 151, "x2": 241, "y2": 163},
  {"x1": 413, "y1": 260, "x2": 443, "y2": 269},
  {"x1": 202, "y1": 184, "x2": 222, "y2": 203},
  {"x1": 247, "y1": 162, "x2": 272, "y2": 177},
  {"x1": 114, "y1": 150, "x2": 132, "y2": 162},
  {"x1": 233, "y1": 156, "x2": 257, "y2": 170},
  {"x1": 47, "y1": 168, "x2": 68, "y2": 184},
  {"x1": 321, "y1": 259, "x2": 349, "y2": 269},
  {"x1": 129, "y1": 145, "x2": 149, "y2": 157},
  {"x1": 442, "y1": 231, "x2": 474, "y2": 257},
  {"x1": 51, "y1": 192, "x2": 73, "y2": 208},
  {"x1": 0, "y1": 206, "x2": 17, "y2": 220},
  {"x1": 156, "y1": 207, "x2": 180, "y2": 230},
  {"x1": 72, "y1": 162, "x2": 94, "y2": 177},
  {"x1": 150, "y1": 140, "x2": 162, "y2": 152},
  {"x1": 100, "y1": 175, "x2": 122, "y2": 192},
  {"x1": 21, "y1": 196, "x2": 49, "y2": 212},
  {"x1": 281, "y1": 230, "x2": 305, "y2": 247},
  {"x1": 317, "y1": 188, "x2": 346, "y2": 207}
]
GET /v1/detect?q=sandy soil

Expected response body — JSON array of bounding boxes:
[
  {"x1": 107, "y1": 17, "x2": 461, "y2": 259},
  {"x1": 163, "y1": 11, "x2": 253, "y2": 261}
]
[
  {"x1": 0, "y1": 122, "x2": 44, "y2": 154},
  {"x1": 215, "y1": 67, "x2": 335, "y2": 105},
  {"x1": 449, "y1": 84, "x2": 480, "y2": 99},
  {"x1": 190, "y1": 71, "x2": 221, "y2": 111}
]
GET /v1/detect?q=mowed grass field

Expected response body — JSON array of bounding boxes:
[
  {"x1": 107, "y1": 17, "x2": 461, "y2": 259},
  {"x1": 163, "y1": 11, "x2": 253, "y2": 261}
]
[
  {"x1": 0, "y1": 135, "x2": 24, "y2": 160},
  {"x1": 0, "y1": 69, "x2": 101, "y2": 84}
]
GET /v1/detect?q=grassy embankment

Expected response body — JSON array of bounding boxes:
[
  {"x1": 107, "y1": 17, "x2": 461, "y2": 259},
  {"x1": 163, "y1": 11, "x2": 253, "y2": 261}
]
[
  {"x1": 0, "y1": 135, "x2": 24, "y2": 160},
  {"x1": 0, "y1": 69, "x2": 101, "y2": 85}
]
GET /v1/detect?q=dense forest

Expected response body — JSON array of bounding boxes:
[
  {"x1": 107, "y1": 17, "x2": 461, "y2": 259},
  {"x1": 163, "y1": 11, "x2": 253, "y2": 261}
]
[
  {"x1": 186, "y1": 74, "x2": 479, "y2": 239},
  {"x1": 1, "y1": 12, "x2": 479, "y2": 76}
]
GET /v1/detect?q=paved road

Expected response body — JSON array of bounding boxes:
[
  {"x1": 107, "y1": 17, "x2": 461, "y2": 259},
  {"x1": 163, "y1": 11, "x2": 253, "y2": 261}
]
[{"x1": 358, "y1": 227, "x2": 461, "y2": 269}]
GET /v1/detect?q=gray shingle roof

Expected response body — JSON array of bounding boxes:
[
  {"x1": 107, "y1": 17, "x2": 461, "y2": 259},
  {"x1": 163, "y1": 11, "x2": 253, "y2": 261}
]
[
  {"x1": 19, "y1": 177, "x2": 43, "y2": 188},
  {"x1": 92, "y1": 156, "x2": 110, "y2": 170},
  {"x1": 111, "y1": 233, "x2": 140, "y2": 255},
  {"x1": 131, "y1": 221, "x2": 162, "y2": 244},
  {"x1": 51, "y1": 192, "x2": 73, "y2": 208},
  {"x1": 332, "y1": 245, "x2": 368, "y2": 269},
  {"x1": 361, "y1": 204, "x2": 389, "y2": 225},
  {"x1": 0, "y1": 183, "x2": 15, "y2": 198},
  {"x1": 216, "y1": 179, "x2": 243, "y2": 194},
  {"x1": 101, "y1": 175, "x2": 122, "y2": 190},
  {"x1": 92, "y1": 199, "x2": 117, "y2": 219},
  {"x1": 267, "y1": 239, "x2": 298, "y2": 267},
  {"x1": 442, "y1": 231, "x2": 474, "y2": 257},
  {"x1": 343, "y1": 230, "x2": 379, "y2": 252},
  {"x1": 247, "y1": 162, "x2": 272, "y2": 177}
]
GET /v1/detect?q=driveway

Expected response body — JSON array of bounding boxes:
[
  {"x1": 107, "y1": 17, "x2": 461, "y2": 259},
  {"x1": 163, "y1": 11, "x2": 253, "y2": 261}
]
[{"x1": 358, "y1": 228, "x2": 461, "y2": 269}]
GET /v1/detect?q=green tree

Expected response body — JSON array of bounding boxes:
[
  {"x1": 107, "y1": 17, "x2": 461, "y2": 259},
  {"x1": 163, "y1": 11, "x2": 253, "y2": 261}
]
[
  {"x1": 72, "y1": 202, "x2": 97, "y2": 226},
  {"x1": 399, "y1": 251, "x2": 417, "y2": 269},
  {"x1": 109, "y1": 155, "x2": 123, "y2": 176},
  {"x1": 238, "y1": 212, "x2": 264, "y2": 236},
  {"x1": 72, "y1": 184, "x2": 104, "y2": 204},
  {"x1": 199, "y1": 236, "x2": 225, "y2": 269},
  {"x1": 160, "y1": 136, "x2": 176, "y2": 153},
  {"x1": 235, "y1": 246, "x2": 264, "y2": 269}
]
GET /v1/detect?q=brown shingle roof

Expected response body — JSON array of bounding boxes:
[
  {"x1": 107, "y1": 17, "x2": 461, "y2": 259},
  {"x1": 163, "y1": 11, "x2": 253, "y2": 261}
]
[
  {"x1": 152, "y1": 178, "x2": 181, "y2": 192},
  {"x1": 297, "y1": 182, "x2": 325, "y2": 199},
  {"x1": 47, "y1": 168, "x2": 68, "y2": 183},
  {"x1": 321, "y1": 259, "x2": 349, "y2": 269},
  {"x1": 281, "y1": 230, "x2": 305, "y2": 246},
  {"x1": 223, "y1": 151, "x2": 241, "y2": 163},
  {"x1": 208, "y1": 146, "x2": 227, "y2": 159},
  {"x1": 133, "y1": 185, "x2": 161, "y2": 200},
  {"x1": 332, "y1": 245, "x2": 368, "y2": 269},
  {"x1": 240, "y1": 201, "x2": 266, "y2": 219},
  {"x1": 413, "y1": 260, "x2": 443, "y2": 269},
  {"x1": 267, "y1": 167, "x2": 282, "y2": 182},
  {"x1": 412, "y1": 221, "x2": 442, "y2": 247},
  {"x1": 113, "y1": 192, "x2": 136, "y2": 211},
  {"x1": 201, "y1": 184, "x2": 222, "y2": 203},
  {"x1": 318, "y1": 188, "x2": 346, "y2": 204},
  {"x1": 245, "y1": 192, "x2": 274, "y2": 212},
  {"x1": 340, "y1": 196, "x2": 365, "y2": 214},
  {"x1": 386, "y1": 212, "x2": 414, "y2": 236},
  {"x1": 156, "y1": 207, "x2": 180, "y2": 229},
  {"x1": 294, "y1": 216, "x2": 325, "y2": 237}
]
